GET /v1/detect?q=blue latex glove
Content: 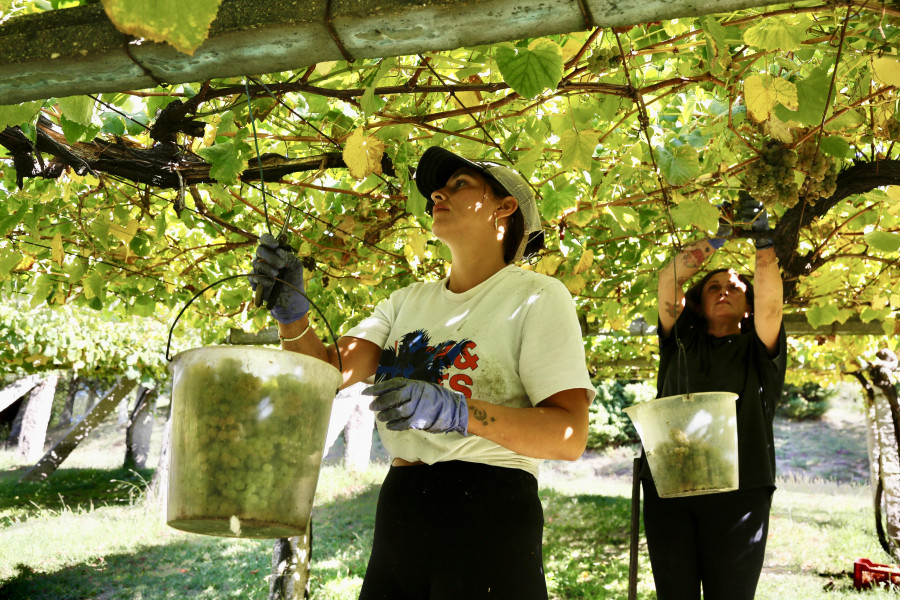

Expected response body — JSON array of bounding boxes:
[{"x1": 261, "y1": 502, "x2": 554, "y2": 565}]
[
  {"x1": 736, "y1": 192, "x2": 774, "y2": 249},
  {"x1": 363, "y1": 377, "x2": 468, "y2": 435},
  {"x1": 249, "y1": 233, "x2": 309, "y2": 324}
]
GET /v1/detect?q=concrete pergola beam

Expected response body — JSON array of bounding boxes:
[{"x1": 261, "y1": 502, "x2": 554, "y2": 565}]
[{"x1": 0, "y1": 0, "x2": 775, "y2": 105}]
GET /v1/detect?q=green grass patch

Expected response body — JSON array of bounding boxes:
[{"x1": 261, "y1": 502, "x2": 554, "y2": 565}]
[
  {"x1": 2, "y1": 461, "x2": 900, "y2": 599},
  {"x1": 0, "y1": 465, "x2": 153, "y2": 526}
]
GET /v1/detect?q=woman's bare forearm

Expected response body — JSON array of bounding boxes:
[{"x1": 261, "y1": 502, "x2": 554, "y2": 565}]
[{"x1": 658, "y1": 239, "x2": 717, "y2": 333}]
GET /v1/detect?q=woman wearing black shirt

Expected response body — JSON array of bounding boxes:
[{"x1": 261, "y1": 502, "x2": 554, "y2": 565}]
[{"x1": 643, "y1": 194, "x2": 787, "y2": 600}]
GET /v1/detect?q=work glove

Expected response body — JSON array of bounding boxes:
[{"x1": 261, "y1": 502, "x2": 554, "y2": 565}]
[
  {"x1": 736, "y1": 192, "x2": 774, "y2": 250},
  {"x1": 363, "y1": 377, "x2": 469, "y2": 436},
  {"x1": 249, "y1": 233, "x2": 309, "y2": 324},
  {"x1": 708, "y1": 202, "x2": 732, "y2": 250}
]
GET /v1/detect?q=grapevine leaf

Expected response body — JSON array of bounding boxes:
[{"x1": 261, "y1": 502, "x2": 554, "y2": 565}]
[
  {"x1": 343, "y1": 128, "x2": 385, "y2": 180},
  {"x1": 604, "y1": 205, "x2": 641, "y2": 231},
  {"x1": 670, "y1": 196, "x2": 720, "y2": 232},
  {"x1": 535, "y1": 254, "x2": 564, "y2": 276},
  {"x1": 864, "y1": 230, "x2": 900, "y2": 253},
  {"x1": 560, "y1": 273, "x2": 587, "y2": 295},
  {"x1": 559, "y1": 129, "x2": 598, "y2": 172},
  {"x1": 495, "y1": 39, "x2": 564, "y2": 99},
  {"x1": 656, "y1": 144, "x2": 700, "y2": 186},
  {"x1": 742, "y1": 17, "x2": 805, "y2": 52},
  {"x1": 0, "y1": 204, "x2": 29, "y2": 237},
  {"x1": 805, "y1": 304, "x2": 852, "y2": 329},
  {"x1": 540, "y1": 181, "x2": 578, "y2": 220},
  {"x1": 744, "y1": 74, "x2": 798, "y2": 123},
  {"x1": 196, "y1": 138, "x2": 248, "y2": 185},
  {"x1": 51, "y1": 232, "x2": 64, "y2": 266},
  {"x1": 83, "y1": 272, "x2": 105, "y2": 300},
  {"x1": 873, "y1": 57, "x2": 900, "y2": 87},
  {"x1": 860, "y1": 307, "x2": 892, "y2": 323},
  {"x1": 360, "y1": 58, "x2": 396, "y2": 117},
  {"x1": 101, "y1": 0, "x2": 223, "y2": 55},
  {"x1": 819, "y1": 136, "x2": 852, "y2": 158},
  {"x1": 775, "y1": 68, "x2": 829, "y2": 126},
  {"x1": 573, "y1": 249, "x2": 594, "y2": 274},
  {"x1": 0, "y1": 101, "x2": 42, "y2": 129},
  {"x1": 0, "y1": 249, "x2": 22, "y2": 281},
  {"x1": 56, "y1": 96, "x2": 94, "y2": 127}
]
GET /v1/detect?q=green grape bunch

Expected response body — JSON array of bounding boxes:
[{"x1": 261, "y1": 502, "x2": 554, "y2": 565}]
[
  {"x1": 168, "y1": 356, "x2": 332, "y2": 537},
  {"x1": 743, "y1": 140, "x2": 800, "y2": 208},
  {"x1": 587, "y1": 46, "x2": 623, "y2": 74},
  {"x1": 796, "y1": 142, "x2": 838, "y2": 205}
]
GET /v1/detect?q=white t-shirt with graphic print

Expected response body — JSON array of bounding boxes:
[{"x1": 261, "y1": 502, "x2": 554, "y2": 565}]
[{"x1": 344, "y1": 264, "x2": 595, "y2": 478}]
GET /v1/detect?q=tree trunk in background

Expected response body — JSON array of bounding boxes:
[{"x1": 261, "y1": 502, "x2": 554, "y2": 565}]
[
  {"x1": 268, "y1": 527, "x2": 311, "y2": 600},
  {"x1": 124, "y1": 385, "x2": 156, "y2": 470},
  {"x1": 343, "y1": 395, "x2": 374, "y2": 471},
  {"x1": 20, "y1": 378, "x2": 136, "y2": 482},
  {"x1": 83, "y1": 384, "x2": 98, "y2": 414},
  {"x1": 852, "y1": 349, "x2": 900, "y2": 561},
  {"x1": 59, "y1": 372, "x2": 79, "y2": 426},
  {"x1": 0, "y1": 375, "x2": 41, "y2": 413},
  {"x1": 15, "y1": 373, "x2": 60, "y2": 464},
  {"x1": 323, "y1": 382, "x2": 372, "y2": 470},
  {"x1": 117, "y1": 388, "x2": 131, "y2": 425},
  {"x1": 148, "y1": 404, "x2": 172, "y2": 508}
]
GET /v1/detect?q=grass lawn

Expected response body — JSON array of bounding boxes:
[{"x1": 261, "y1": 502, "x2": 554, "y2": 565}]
[{"x1": 2, "y1": 397, "x2": 899, "y2": 598}]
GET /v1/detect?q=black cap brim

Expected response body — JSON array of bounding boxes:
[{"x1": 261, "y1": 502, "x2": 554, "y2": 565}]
[{"x1": 415, "y1": 147, "x2": 493, "y2": 215}]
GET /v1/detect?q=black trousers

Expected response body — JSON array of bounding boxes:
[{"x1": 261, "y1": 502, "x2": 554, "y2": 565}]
[
  {"x1": 641, "y1": 479, "x2": 773, "y2": 600},
  {"x1": 358, "y1": 460, "x2": 547, "y2": 600}
]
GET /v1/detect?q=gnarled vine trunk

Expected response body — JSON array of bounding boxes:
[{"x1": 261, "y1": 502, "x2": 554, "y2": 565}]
[{"x1": 851, "y1": 349, "x2": 900, "y2": 560}]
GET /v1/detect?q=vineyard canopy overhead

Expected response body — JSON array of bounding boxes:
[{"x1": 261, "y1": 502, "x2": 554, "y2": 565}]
[{"x1": 0, "y1": 0, "x2": 899, "y2": 379}]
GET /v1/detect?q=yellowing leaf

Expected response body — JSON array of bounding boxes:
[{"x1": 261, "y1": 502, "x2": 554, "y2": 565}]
[
  {"x1": 744, "y1": 74, "x2": 798, "y2": 123},
  {"x1": 560, "y1": 273, "x2": 587, "y2": 295},
  {"x1": 111, "y1": 219, "x2": 140, "y2": 245},
  {"x1": 51, "y1": 232, "x2": 64, "y2": 267},
  {"x1": 574, "y1": 249, "x2": 594, "y2": 274},
  {"x1": 101, "y1": 0, "x2": 223, "y2": 55},
  {"x1": 763, "y1": 113, "x2": 795, "y2": 143},
  {"x1": 535, "y1": 254, "x2": 564, "y2": 276},
  {"x1": 343, "y1": 128, "x2": 385, "y2": 180},
  {"x1": 873, "y1": 57, "x2": 900, "y2": 87},
  {"x1": 16, "y1": 253, "x2": 36, "y2": 272}
]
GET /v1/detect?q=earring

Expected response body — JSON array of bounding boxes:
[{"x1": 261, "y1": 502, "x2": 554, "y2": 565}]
[{"x1": 493, "y1": 215, "x2": 499, "y2": 231}]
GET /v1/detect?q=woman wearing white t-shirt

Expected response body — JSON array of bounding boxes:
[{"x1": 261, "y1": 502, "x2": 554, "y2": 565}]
[{"x1": 251, "y1": 146, "x2": 595, "y2": 600}]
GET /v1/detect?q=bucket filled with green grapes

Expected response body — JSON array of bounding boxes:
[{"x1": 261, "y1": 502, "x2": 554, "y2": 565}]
[
  {"x1": 166, "y1": 345, "x2": 342, "y2": 538},
  {"x1": 624, "y1": 392, "x2": 739, "y2": 497}
]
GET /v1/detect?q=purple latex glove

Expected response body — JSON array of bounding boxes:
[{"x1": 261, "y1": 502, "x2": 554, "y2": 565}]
[
  {"x1": 250, "y1": 233, "x2": 309, "y2": 324},
  {"x1": 363, "y1": 377, "x2": 468, "y2": 435}
]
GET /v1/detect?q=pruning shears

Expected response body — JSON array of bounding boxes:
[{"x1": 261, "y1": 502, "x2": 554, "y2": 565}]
[{"x1": 253, "y1": 205, "x2": 295, "y2": 309}]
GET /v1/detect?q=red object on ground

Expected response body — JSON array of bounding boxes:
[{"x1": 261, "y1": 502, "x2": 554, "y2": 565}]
[{"x1": 854, "y1": 558, "x2": 900, "y2": 590}]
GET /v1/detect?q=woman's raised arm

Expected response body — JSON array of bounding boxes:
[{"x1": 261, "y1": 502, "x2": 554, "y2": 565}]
[{"x1": 657, "y1": 239, "x2": 720, "y2": 337}]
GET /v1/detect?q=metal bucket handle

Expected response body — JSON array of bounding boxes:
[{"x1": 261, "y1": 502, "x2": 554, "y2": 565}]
[{"x1": 165, "y1": 273, "x2": 343, "y2": 376}]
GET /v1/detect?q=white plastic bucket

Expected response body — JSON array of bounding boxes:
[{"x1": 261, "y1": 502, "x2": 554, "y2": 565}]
[
  {"x1": 624, "y1": 392, "x2": 739, "y2": 497},
  {"x1": 167, "y1": 345, "x2": 341, "y2": 538}
]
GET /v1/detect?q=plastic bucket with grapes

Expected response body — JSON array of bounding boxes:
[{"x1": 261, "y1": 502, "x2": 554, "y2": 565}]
[
  {"x1": 624, "y1": 392, "x2": 739, "y2": 497},
  {"x1": 165, "y1": 274, "x2": 343, "y2": 538}
]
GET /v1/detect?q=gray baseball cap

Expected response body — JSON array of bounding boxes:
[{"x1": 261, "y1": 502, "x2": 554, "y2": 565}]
[{"x1": 415, "y1": 146, "x2": 545, "y2": 261}]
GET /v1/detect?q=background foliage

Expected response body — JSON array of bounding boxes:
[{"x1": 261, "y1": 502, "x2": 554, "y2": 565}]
[{"x1": 0, "y1": 0, "x2": 899, "y2": 381}]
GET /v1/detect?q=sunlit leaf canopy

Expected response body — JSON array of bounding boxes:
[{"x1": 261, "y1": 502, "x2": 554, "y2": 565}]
[{"x1": 0, "y1": 0, "x2": 899, "y2": 381}]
